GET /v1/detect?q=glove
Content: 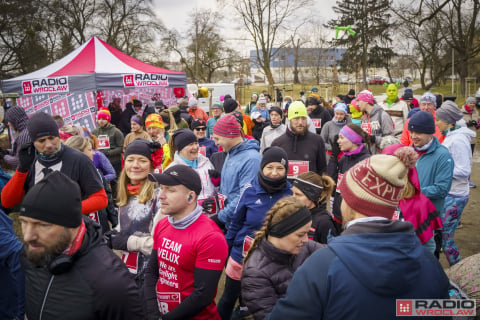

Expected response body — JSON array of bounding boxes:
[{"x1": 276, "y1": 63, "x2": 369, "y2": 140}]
[
  {"x1": 208, "y1": 169, "x2": 221, "y2": 187},
  {"x1": 111, "y1": 230, "x2": 129, "y2": 251},
  {"x1": 18, "y1": 142, "x2": 36, "y2": 173},
  {"x1": 202, "y1": 197, "x2": 217, "y2": 215},
  {"x1": 369, "y1": 135, "x2": 376, "y2": 144},
  {"x1": 148, "y1": 141, "x2": 161, "y2": 150}
]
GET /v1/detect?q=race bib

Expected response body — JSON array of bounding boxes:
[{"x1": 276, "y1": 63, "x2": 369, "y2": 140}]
[
  {"x1": 156, "y1": 292, "x2": 181, "y2": 315},
  {"x1": 121, "y1": 251, "x2": 139, "y2": 274},
  {"x1": 199, "y1": 146, "x2": 207, "y2": 157},
  {"x1": 361, "y1": 122, "x2": 372, "y2": 135},
  {"x1": 312, "y1": 118, "x2": 322, "y2": 128},
  {"x1": 97, "y1": 135, "x2": 110, "y2": 150},
  {"x1": 392, "y1": 210, "x2": 400, "y2": 221},
  {"x1": 242, "y1": 236, "x2": 254, "y2": 258},
  {"x1": 287, "y1": 161, "x2": 309, "y2": 178},
  {"x1": 336, "y1": 173, "x2": 344, "y2": 193},
  {"x1": 217, "y1": 194, "x2": 226, "y2": 210},
  {"x1": 88, "y1": 212, "x2": 99, "y2": 223}
]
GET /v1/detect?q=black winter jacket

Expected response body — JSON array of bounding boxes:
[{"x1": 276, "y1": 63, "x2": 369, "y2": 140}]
[
  {"x1": 241, "y1": 239, "x2": 324, "y2": 320},
  {"x1": 309, "y1": 204, "x2": 339, "y2": 244},
  {"x1": 309, "y1": 105, "x2": 332, "y2": 134},
  {"x1": 21, "y1": 218, "x2": 144, "y2": 320},
  {"x1": 272, "y1": 128, "x2": 327, "y2": 176}
]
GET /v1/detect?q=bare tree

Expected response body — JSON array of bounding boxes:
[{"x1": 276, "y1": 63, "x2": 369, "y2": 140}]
[
  {"x1": 220, "y1": 0, "x2": 312, "y2": 86},
  {"x1": 163, "y1": 10, "x2": 241, "y2": 83}
]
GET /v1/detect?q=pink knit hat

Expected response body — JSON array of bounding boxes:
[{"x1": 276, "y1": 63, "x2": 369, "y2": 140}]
[
  {"x1": 212, "y1": 115, "x2": 242, "y2": 138},
  {"x1": 356, "y1": 90, "x2": 374, "y2": 105}
]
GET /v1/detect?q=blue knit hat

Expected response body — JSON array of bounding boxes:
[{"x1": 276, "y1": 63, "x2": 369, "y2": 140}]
[
  {"x1": 408, "y1": 111, "x2": 435, "y2": 134},
  {"x1": 334, "y1": 102, "x2": 348, "y2": 114}
]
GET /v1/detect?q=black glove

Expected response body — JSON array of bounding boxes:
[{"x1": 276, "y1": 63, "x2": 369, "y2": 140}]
[
  {"x1": 202, "y1": 197, "x2": 217, "y2": 214},
  {"x1": 111, "y1": 230, "x2": 129, "y2": 251},
  {"x1": 18, "y1": 142, "x2": 36, "y2": 173},
  {"x1": 148, "y1": 141, "x2": 161, "y2": 150},
  {"x1": 369, "y1": 135, "x2": 376, "y2": 144},
  {"x1": 331, "y1": 135, "x2": 340, "y2": 160},
  {"x1": 208, "y1": 169, "x2": 221, "y2": 179}
]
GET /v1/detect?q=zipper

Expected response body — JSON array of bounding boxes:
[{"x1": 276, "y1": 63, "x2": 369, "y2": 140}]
[{"x1": 39, "y1": 275, "x2": 55, "y2": 320}]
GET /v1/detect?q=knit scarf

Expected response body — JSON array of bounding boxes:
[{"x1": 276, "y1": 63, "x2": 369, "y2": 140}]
[
  {"x1": 257, "y1": 171, "x2": 287, "y2": 194},
  {"x1": 127, "y1": 183, "x2": 142, "y2": 195},
  {"x1": 168, "y1": 205, "x2": 203, "y2": 229}
]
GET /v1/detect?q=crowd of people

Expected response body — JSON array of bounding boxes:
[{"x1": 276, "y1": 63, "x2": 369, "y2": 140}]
[{"x1": 0, "y1": 86, "x2": 479, "y2": 319}]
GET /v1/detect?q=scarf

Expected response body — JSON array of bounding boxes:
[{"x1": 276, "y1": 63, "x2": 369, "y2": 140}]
[
  {"x1": 258, "y1": 171, "x2": 287, "y2": 194},
  {"x1": 127, "y1": 183, "x2": 142, "y2": 195},
  {"x1": 441, "y1": 125, "x2": 461, "y2": 136},
  {"x1": 37, "y1": 144, "x2": 65, "y2": 167},
  {"x1": 332, "y1": 118, "x2": 347, "y2": 126},
  {"x1": 179, "y1": 154, "x2": 198, "y2": 169},
  {"x1": 343, "y1": 144, "x2": 364, "y2": 156},
  {"x1": 168, "y1": 205, "x2": 203, "y2": 229},
  {"x1": 414, "y1": 137, "x2": 434, "y2": 152}
]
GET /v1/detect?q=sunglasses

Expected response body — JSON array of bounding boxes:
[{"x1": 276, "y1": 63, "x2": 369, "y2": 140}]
[{"x1": 194, "y1": 127, "x2": 206, "y2": 131}]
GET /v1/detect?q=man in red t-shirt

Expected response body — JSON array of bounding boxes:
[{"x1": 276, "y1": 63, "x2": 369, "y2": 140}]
[{"x1": 144, "y1": 165, "x2": 228, "y2": 320}]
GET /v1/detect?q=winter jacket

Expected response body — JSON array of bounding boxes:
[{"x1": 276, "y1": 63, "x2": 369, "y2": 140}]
[
  {"x1": 119, "y1": 105, "x2": 155, "y2": 135},
  {"x1": 3, "y1": 106, "x2": 31, "y2": 168},
  {"x1": 416, "y1": 137, "x2": 454, "y2": 217},
  {"x1": 0, "y1": 209, "x2": 24, "y2": 320},
  {"x1": 225, "y1": 176, "x2": 292, "y2": 264},
  {"x1": 242, "y1": 240, "x2": 323, "y2": 320},
  {"x1": 271, "y1": 128, "x2": 327, "y2": 176},
  {"x1": 93, "y1": 150, "x2": 116, "y2": 182},
  {"x1": 21, "y1": 217, "x2": 144, "y2": 320},
  {"x1": 206, "y1": 115, "x2": 222, "y2": 139},
  {"x1": 260, "y1": 123, "x2": 286, "y2": 153},
  {"x1": 320, "y1": 118, "x2": 351, "y2": 151},
  {"x1": 329, "y1": 145, "x2": 371, "y2": 223},
  {"x1": 266, "y1": 220, "x2": 450, "y2": 320},
  {"x1": 198, "y1": 137, "x2": 218, "y2": 158},
  {"x1": 309, "y1": 205, "x2": 339, "y2": 244},
  {"x1": 400, "y1": 111, "x2": 443, "y2": 146},
  {"x1": 381, "y1": 98, "x2": 409, "y2": 137},
  {"x1": 441, "y1": 127, "x2": 475, "y2": 197},
  {"x1": 108, "y1": 105, "x2": 123, "y2": 129},
  {"x1": 189, "y1": 108, "x2": 209, "y2": 122},
  {"x1": 309, "y1": 105, "x2": 332, "y2": 134},
  {"x1": 217, "y1": 139, "x2": 261, "y2": 225},
  {"x1": 252, "y1": 119, "x2": 269, "y2": 141},
  {"x1": 360, "y1": 105, "x2": 394, "y2": 154},
  {"x1": 92, "y1": 123, "x2": 124, "y2": 167},
  {"x1": 167, "y1": 152, "x2": 216, "y2": 201}
]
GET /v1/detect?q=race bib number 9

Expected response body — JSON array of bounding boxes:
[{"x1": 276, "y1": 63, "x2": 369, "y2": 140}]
[{"x1": 287, "y1": 161, "x2": 309, "y2": 178}]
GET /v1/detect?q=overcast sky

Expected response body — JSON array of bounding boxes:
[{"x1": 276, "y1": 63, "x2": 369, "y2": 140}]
[{"x1": 152, "y1": 0, "x2": 337, "y2": 56}]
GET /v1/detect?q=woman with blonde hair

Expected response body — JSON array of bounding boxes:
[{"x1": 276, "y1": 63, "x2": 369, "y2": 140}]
[
  {"x1": 104, "y1": 139, "x2": 163, "y2": 296},
  {"x1": 241, "y1": 196, "x2": 324, "y2": 320},
  {"x1": 292, "y1": 171, "x2": 338, "y2": 243}
]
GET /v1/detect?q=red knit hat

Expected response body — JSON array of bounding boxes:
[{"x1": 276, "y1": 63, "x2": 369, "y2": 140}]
[
  {"x1": 212, "y1": 114, "x2": 242, "y2": 138},
  {"x1": 97, "y1": 108, "x2": 111, "y2": 122},
  {"x1": 339, "y1": 150, "x2": 416, "y2": 219}
]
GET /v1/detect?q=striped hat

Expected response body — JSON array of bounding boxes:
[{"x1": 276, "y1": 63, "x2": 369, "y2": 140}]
[
  {"x1": 97, "y1": 108, "x2": 111, "y2": 122},
  {"x1": 212, "y1": 114, "x2": 242, "y2": 138},
  {"x1": 339, "y1": 152, "x2": 413, "y2": 219},
  {"x1": 145, "y1": 113, "x2": 164, "y2": 129}
]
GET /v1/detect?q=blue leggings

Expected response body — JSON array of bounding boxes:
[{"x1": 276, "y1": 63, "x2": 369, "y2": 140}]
[{"x1": 442, "y1": 195, "x2": 469, "y2": 266}]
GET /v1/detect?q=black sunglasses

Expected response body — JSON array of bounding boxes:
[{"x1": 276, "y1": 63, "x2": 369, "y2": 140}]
[{"x1": 194, "y1": 127, "x2": 206, "y2": 131}]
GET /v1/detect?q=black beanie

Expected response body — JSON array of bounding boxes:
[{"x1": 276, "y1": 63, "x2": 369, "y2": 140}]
[
  {"x1": 261, "y1": 146, "x2": 288, "y2": 171},
  {"x1": 269, "y1": 106, "x2": 283, "y2": 117},
  {"x1": 20, "y1": 171, "x2": 82, "y2": 228},
  {"x1": 408, "y1": 110, "x2": 435, "y2": 134},
  {"x1": 348, "y1": 89, "x2": 355, "y2": 96},
  {"x1": 223, "y1": 98, "x2": 238, "y2": 114},
  {"x1": 124, "y1": 139, "x2": 152, "y2": 161},
  {"x1": 27, "y1": 112, "x2": 60, "y2": 141},
  {"x1": 172, "y1": 129, "x2": 198, "y2": 152}
]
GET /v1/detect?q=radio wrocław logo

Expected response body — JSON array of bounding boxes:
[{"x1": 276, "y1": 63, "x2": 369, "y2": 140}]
[
  {"x1": 396, "y1": 299, "x2": 476, "y2": 317},
  {"x1": 22, "y1": 77, "x2": 69, "y2": 95},
  {"x1": 123, "y1": 74, "x2": 169, "y2": 87}
]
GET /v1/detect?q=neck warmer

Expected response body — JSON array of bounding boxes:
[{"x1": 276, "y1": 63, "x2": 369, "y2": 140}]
[
  {"x1": 179, "y1": 154, "x2": 198, "y2": 169},
  {"x1": 127, "y1": 183, "x2": 142, "y2": 195},
  {"x1": 258, "y1": 171, "x2": 287, "y2": 194},
  {"x1": 168, "y1": 205, "x2": 203, "y2": 229},
  {"x1": 414, "y1": 137, "x2": 434, "y2": 152},
  {"x1": 343, "y1": 144, "x2": 364, "y2": 156},
  {"x1": 270, "y1": 123, "x2": 282, "y2": 129},
  {"x1": 332, "y1": 118, "x2": 347, "y2": 126},
  {"x1": 442, "y1": 125, "x2": 461, "y2": 136},
  {"x1": 37, "y1": 144, "x2": 64, "y2": 167}
]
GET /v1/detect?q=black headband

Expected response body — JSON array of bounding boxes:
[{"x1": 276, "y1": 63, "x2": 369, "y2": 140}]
[
  {"x1": 268, "y1": 206, "x2": 312, "y2": 238},
  {"x1": 292, "y1": 178, "x2": 323, "y2": 203}
]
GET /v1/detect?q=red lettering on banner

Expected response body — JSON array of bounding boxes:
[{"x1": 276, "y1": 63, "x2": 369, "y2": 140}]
[
  {"x1": 124, "y1": 74, "x2": 169, "y2": 87},
  {"x1": 71, "y1": 109, "x2": 90, "y2": 121}
]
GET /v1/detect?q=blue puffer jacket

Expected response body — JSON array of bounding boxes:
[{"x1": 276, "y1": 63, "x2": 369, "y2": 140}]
[
  {"x1": 416, "y1": 137, "x2": 454, "y2": 218},
  {"x1": 218, "y1": 139, "x2": 261, "y2": 225},
  {"x1": 267, "y1": 220, "x2": 450, "y2": 319},
  {"x1": 225, "y1": 176, "x2": 292, "y2": 264}
]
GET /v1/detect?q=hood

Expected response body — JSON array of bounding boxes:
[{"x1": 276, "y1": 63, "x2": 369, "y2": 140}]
[
  {"x1": 329, "y1": 220, "x2": 422, "y2": 296},
  {"x1": 229, "y1": 138, "x2": 260, "y2": 156},
  {"x1": 4, "y1": 106, "x2": 28, "y2": 131},
  {"x1": 447, "y1": 126, "x2": 476, "y2": 139},
  {"x1": 369, "y1": 104, "x2": 383, "y2": 117}
]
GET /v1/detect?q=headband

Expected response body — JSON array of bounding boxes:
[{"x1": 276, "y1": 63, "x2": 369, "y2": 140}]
[
  {"x1": 340, "y1": 126, "x2": 363, "y2": 145},
  {"x1": 293, "y1": 178, "x2": 323, "y2": 203},
  {"x1": 268, "y1": 206, "x2": 312, "y2": 238}
]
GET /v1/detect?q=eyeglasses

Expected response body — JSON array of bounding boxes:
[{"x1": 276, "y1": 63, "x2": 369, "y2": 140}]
[{"x1": 194, "y1": 127, "x2": 206, "y2": 131}]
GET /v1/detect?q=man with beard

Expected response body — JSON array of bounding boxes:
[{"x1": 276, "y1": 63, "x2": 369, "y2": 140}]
[
  {"x1": 1, "y1": 112, "x2": 107, "y2": 214},
  {"x1": 272, "y1": 101, "x2": 327, "y2": 178},
  {"x1": 18, "y1": 171, "x2": 144, "y2": 320}
]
